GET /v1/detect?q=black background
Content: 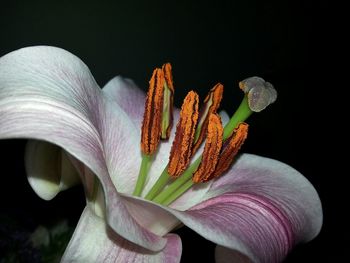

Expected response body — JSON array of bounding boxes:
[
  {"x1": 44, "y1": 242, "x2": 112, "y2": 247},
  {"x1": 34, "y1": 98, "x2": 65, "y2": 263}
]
[{"x1": 0, "y1": 0, "x2": 342, "y2": 262}]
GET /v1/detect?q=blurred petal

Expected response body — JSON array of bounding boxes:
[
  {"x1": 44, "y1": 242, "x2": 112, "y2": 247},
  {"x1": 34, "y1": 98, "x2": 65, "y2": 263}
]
[
  {"x1": 62, "y1": 207, "x2": 182, "y2": 263},
  {"x1": 25, "y1": 140, "x2": 80, "y2": 200},
  {"x1": 0, "y1": 46, "x2": 166, "y2": 251},
  {"x1": 103, "y1": 76, "x2": 145, "y2": 126}
]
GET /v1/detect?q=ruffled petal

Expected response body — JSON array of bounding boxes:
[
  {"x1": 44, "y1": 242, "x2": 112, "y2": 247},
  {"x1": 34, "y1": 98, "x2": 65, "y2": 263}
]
[
  {"x1": 103, "y1": 76, "x2": 145, "y2": 126},
  {"x1": 62, "y1": 207, "x2": 182, "y2": 263},
  {"x1": 0, "y1": 46, "x2": 166, "y2": 251},
  {"x1": 25, "y1": 140, "x2": 80, "y2": 200}
]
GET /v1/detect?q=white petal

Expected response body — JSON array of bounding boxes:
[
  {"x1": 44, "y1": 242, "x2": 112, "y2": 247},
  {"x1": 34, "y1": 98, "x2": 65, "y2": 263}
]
[
  {"x1": 62, "y1": 207, "x2": 182, "y2": 263},
  {"x1": 0, "y1": 46, "x2": 166, "y2": 251},
  {"x1": 219, "y1": 110, "x2": 230, "y2": 125},
  {"x1": 122, "y1": 195, "x2": 181, "y2": 236},
  {"x1": 103, "y1": 76, "x2": 145, "y2": 126},
  {"x1": 25, "y1": 140, "x2": 80, "y2": 200}
]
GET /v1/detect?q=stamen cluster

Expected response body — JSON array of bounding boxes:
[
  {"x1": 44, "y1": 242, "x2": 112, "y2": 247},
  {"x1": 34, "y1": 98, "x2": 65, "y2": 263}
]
[{"x1": 135, "y1": 64, "x2": 276, "y2": 204}]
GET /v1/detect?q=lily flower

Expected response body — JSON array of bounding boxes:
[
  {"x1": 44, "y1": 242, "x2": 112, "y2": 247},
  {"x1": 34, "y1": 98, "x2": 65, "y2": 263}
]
[{"x1": 0, "y1": 46, "x2": 322, "y2": 263}]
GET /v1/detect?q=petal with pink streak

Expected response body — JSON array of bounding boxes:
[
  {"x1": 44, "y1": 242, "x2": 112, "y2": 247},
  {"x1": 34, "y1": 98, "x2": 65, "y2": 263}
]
[
  {"x1": 171, "y1": 154, "x2": 323, "y2": 263},
  {"x1": 0, "y1": 46, "x2": 166, "y2": 251},
  {"x1": 204, "y1": 153, "x2": 322, "y2": 243},
  {"x1": 62, "y1": 207, "x2": 182, "y2": 263},
  {"x1": 119, "y1": 154, "x2": 322, "y2": 263}
]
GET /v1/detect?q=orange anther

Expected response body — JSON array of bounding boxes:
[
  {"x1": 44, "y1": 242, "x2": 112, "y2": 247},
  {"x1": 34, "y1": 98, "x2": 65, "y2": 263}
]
[
  {"x1": 193, "y1": 114, "x2": 223, "y2": 183},
  {"x1": 161, "y1": 63, "x2": 174, "y2": 139},
  {"x1": 140, "y1": 68, "x2": 165, "y2": 155},
  {"x1": 168, "y1": 91, "x2": 199, "y2": 177},
  {"x1": 162, "y1": 63, "x2": 174, "y2": 92},
  {"x1": 192, "y1": 83, "x2": 223, "y2": 154},
  {"x1": 212, "y1": 122, "x2": 248, "y2": 178}
]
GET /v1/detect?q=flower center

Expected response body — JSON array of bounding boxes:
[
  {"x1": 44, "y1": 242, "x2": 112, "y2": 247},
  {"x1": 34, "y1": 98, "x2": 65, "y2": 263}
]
[{"x1": 133, "y1": 64, "x2": 277, "y2": 206}]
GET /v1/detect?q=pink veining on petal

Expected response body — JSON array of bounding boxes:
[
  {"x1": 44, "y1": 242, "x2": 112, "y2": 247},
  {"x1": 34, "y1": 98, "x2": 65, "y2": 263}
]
[
  {"x1": 204, "y1": 154, "x2": 322, "y2": 243},
  {"x1": 191, "y1": 192, "x2": 295, "y2": 263}
]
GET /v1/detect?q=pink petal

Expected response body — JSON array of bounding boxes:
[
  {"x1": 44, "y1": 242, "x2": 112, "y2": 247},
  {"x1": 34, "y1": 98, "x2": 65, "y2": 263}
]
[
  {"x1": 118, "y1": 154, "x2": 322, "y2": 263},
  {"x1": 176, "y1": 154, "x2": 323, "y2": 263},
  {"x1": 102, "y1": 76, "x2": 145, "y2": 126},
  {"x1": 206, "y1": 153, "x2": 322, "y2": 243},
  {"x1": 62, "y1": 207, "x2": 182, "y2": 263},
  {"x1": 0, "y1": 46, "x2": 166, "y2": 251}
]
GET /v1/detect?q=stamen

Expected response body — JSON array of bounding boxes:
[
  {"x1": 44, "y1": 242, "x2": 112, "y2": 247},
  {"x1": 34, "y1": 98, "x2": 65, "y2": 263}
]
[
  {"x1": 150, "y1": 77, "x2": 275, "y2": 205},
  {"x1": 168, "y1": 91, "x2": 199, "y2": 178},
  {"x1": 161, "y1": 63, "x2": 174, "y2": 139},
  {"x1": 193, "y1": 114, "x2": 223, "y2": 183},
  {"x1": 193, "y1": 83, "x2": 223, "y2": 154},
  {"x1": 140, "y1": 68, "x2": 165, "y2": 155},
  {"x1": 212, "y1": 122, "x2": 249, "y2": 177},
  {"x1": 134, "y1": 68, "x2": 165, "y2": 196}
]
